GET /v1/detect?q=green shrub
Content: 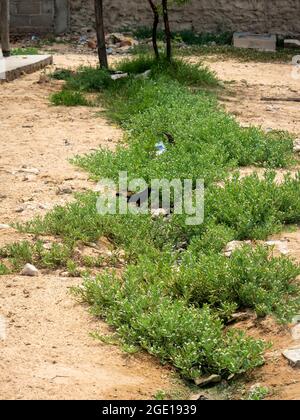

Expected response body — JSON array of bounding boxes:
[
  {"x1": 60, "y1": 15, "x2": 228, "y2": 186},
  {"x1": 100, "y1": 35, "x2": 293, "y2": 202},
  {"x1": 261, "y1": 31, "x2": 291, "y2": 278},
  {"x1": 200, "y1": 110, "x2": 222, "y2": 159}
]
[{"x1": 75, "y1": 274, "x2": 266, "y2": 379}]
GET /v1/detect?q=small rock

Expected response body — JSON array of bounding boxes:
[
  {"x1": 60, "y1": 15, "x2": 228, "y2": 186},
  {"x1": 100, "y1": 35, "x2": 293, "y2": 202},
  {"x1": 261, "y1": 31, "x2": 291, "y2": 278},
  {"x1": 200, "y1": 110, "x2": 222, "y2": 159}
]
[
  {"x1": 228, "y1": 312, "x2": 252, "y2": 324},
  {"x1": 56, "y1": 186, "x2": 73, "y2": 195},
  {"x1": 265, "y1": 240, "x2": 289, "y2": 255},
  {"x1": 111, "y1": 73, "x2": 128, "y2": 81},
  {"x1": 194, "y1": 374, "x2": 222, "y2": 387},
  {"x1": 282, "y1": 348, "x2": 300, "y2": 367},
  {"x1": 151, "y1": 208, "x2": 168, "y2": 218},
  {"x1": 60, "y1": 271, "x2": 70, "y2": 278},
  {"x1": 293, "y1": 139, "x2": 300, "y2": 154},
  {"x1": 21, "y1": 263, "x2": 39, "y2": 277},
  {"x1": 292, "y1": 315, "x2": 300, "y2": 324},
  {"x1": 15, "y1": 206, "x2": 25, "y2": 213},
  {"x1": 224, "y1": 240, "x2": 251, "y2": 257},
  {"x1": 291, "y1": 324, "x2": 300, "y2": 341},
  {"x1": 0, "y1": 224, "x2": 10, "y2": 229},
  {"x1": 19, "y1": 168, "x2": 40, "y2": 175},
  {"x1": 0, "y1": 194, "x2": 7, "y2": 200}
]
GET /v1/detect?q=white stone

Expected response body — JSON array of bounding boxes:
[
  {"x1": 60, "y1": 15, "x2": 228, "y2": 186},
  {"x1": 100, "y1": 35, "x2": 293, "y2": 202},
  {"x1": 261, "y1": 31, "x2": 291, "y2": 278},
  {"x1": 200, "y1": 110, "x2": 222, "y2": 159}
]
[
  {"x1": 18, "y1": 168, "x2": 40, "y2": 175},
  {"x1": 265, "y1": 240, "x2": 289, "y2": 255},
  {"x1": 291, "y1": 324, "x2": 300, "y2": 341},
  {"x1": 21, "y1": 263, "x2": 39, "y2": 277},
  {"x1": 293, "y1": 139, "x2": 300, "y2": 153},
  {"x1": 151, "y1": 208, "x2": 168, "y2": 218},
  {"x1": 282, "y1": 348, "x2": 300, "y2": 367},
  {"x1": 111, "y1": 73, "x2": 128, "y2": 81},
  {"x1": 0, "y1": 224, "x2": 10, "y2": 229}
]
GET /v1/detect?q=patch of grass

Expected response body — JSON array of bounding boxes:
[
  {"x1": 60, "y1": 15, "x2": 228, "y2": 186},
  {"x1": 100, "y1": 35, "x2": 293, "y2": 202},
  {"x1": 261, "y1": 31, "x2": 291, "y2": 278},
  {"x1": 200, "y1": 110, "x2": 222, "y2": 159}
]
[
  {"x1": 115, "y1": 55, "x2": 218, "y2": 87},
  {"x1": 0, "y1": 262, "x2": 10, "y2": 275},
  {"x1": 63, "y1": 67, "x2": 113, "y2": 92},
  {"x1": 11, "y1": 47, "x2": 39, "y2": 55},
  {"x1": 0, "y1": 240, "x2": 73, "y2": 272},
  {"x1": 50, "y1": 90, "x2": 91, "y2": 107},
  {"x1": 50, "y1": 68, "x2": 74, "y2": 81}
]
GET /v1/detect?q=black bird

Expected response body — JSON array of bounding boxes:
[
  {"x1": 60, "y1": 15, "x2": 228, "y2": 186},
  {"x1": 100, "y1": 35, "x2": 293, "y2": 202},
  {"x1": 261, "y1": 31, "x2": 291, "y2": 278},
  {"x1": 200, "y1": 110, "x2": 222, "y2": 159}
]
[{"x1": 162, "y1": 132, "x2": 175, "y2": 145}]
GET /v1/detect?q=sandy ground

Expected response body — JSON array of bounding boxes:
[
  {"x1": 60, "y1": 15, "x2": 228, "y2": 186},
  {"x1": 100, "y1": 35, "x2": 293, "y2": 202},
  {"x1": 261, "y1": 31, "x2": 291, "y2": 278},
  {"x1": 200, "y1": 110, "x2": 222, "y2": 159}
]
[
  {"x1": 0, "y1": 54, "x2": 175, "y2": 400},
  {"x1": 0, "y1": 50, "x2": 300, "y2": 400}
]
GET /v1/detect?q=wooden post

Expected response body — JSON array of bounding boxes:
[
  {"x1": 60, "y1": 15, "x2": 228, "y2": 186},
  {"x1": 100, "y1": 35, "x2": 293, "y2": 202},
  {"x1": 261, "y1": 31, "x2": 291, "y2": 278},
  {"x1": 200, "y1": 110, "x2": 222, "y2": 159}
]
[
  {"x1": 1, "y1": 0, "x2": 10, "y2": 57},
  {"x1": 94, "y1": 0, "x2": 108, "y2": 69}
]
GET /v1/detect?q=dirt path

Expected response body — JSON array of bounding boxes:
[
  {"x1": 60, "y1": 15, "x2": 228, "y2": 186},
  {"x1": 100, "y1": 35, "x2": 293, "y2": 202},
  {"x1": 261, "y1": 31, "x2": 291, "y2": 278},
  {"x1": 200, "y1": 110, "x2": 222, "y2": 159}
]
[
  {"x1": 0, "y1": 55, "x2": 175, "y2": 400},
  {"x1": 1, "y1": 51, "x2": 300, "y2": 400}
]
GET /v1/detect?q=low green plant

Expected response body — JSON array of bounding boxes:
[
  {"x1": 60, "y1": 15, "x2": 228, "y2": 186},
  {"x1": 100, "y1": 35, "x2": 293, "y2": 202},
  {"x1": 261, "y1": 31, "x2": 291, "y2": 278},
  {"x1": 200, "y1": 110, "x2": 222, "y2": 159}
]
[
  {"x1": 0, "y1": 263, "x2": 10, "y2": 275},
  {"x1": 50, "y1": 90, "x2": 91, "y2": 107},
  {"x1": 74, "y1": 274, "x2": 266, "y2": 379},
  {"x1": 11, "y1": 47, "x2": 39, "y2": 55},
  {"x1": 247, "y1": 385, "x2": 269, "y2": 400}
]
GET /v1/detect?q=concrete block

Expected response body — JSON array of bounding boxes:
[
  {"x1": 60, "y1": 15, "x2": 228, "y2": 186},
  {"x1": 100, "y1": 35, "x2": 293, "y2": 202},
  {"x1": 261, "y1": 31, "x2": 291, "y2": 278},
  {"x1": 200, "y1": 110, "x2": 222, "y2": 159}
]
[
  {"x1": 0, "y1": 55, "x2": 53, "y2": 82},
  {"x1": 284, "y1": 39, "x2": 300, "y2": 49},
  {"x1": 233, "y1": 32, "x2": 277, "y2": 52}
]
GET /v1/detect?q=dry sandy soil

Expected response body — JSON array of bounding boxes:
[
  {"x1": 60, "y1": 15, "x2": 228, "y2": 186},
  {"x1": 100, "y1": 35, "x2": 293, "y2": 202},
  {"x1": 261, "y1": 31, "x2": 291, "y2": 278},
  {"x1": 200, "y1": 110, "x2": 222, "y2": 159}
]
[{"x1": 0, "y1": 49, "x2": 300, "y2": 400}]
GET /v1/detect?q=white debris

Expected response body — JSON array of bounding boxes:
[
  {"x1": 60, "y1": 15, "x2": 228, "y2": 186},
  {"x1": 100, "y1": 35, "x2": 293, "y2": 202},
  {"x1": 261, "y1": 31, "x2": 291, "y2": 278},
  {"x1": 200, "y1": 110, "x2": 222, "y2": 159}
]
[
  {"x1": 135, "y1": 70, "x2": 151, "y2": 79},
  {"x1": 21, "y1": 263, "x2": 39, "y2": 277},
  {"x1": 111, "y1": 73, "x2": 128, "y2": 81}
]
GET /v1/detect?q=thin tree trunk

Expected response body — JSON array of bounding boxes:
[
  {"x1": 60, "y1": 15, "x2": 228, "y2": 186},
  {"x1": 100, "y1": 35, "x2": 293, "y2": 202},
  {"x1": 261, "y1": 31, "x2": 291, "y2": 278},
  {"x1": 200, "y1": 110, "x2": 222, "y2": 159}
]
[
  {"x1": 162, "y1": 0, "x2": 171, "y2": 61},
  {"x1": 94, "y1": 0, "x2": 108, "y2": 69},
  {"x1": 147, "y1": 0, "x2": 160, "y2": 60},
  {"x1": 1, "y1": 0, "x2": 10, "y2": 57}
]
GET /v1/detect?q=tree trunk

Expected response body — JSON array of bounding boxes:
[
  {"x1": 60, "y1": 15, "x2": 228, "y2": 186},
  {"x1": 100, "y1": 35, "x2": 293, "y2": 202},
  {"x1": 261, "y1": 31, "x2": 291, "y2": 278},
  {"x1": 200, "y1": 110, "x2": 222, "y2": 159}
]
[
  {"x1": 162, "y1": 0, "x2": 171, "y2": 61},
  {"x1": 147, "y1": 0, "x2": 160, "y2": 60},
  {"x1": 0, "y1": 0, "x2": 10, "y2": 57},
  {"x1": 94, "y1": 0, "x2": 108, "y2": 69}
]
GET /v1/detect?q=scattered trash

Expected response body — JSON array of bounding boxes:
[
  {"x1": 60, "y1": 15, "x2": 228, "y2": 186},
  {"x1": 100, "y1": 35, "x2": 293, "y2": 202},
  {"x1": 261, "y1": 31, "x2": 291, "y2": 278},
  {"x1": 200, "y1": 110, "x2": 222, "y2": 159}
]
[{"x1": 155, "y1": 142, "x2": 167, "y2": 156}]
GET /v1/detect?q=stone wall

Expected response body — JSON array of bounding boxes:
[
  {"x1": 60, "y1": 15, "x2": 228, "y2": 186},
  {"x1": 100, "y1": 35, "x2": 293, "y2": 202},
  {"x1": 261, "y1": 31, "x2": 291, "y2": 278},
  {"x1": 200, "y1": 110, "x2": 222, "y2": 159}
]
[
  {"x1": 9, "y1": 0, "x2": 300, "y2": 36},
  {"x1": 70, "y1": 0, "x2": 300, "y2": 36},
  {"x1": 10, "y1": 0, "x2": 69, "y2": 34}
]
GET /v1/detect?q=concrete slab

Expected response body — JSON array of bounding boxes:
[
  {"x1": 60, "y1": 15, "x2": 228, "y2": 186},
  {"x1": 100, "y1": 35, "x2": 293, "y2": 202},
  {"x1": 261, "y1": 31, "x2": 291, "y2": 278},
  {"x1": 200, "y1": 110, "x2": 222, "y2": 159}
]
[
  {"x1": 0, "y1": 55, "x2": 53, "y2": 82},
  {"x1": 233, "y1": 32, "x2": 277, "y2": 52}
]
